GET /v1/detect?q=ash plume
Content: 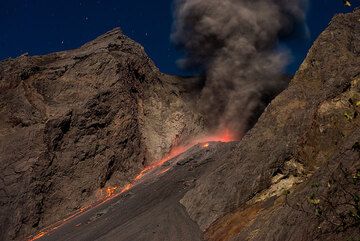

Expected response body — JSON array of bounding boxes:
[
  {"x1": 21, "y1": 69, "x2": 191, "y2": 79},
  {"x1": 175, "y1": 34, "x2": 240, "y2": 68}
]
[{"x1": 172, "y1": 0, "x2": 307, "y2": 136}]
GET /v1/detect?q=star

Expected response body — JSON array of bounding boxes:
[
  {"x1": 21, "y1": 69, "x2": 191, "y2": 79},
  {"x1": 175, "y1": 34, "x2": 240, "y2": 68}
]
[
  {"x1": 343, "y1": 0, "x2": 351, "y2": 6},
  {"x1": 61, "y1": 40, "x2": 64, "y2": 45}
]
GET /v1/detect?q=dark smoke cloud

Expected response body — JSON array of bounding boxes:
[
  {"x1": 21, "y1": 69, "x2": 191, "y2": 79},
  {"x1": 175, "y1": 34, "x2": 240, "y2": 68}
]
[{"x1": 172, "y1": 0, "x2": 308, "y2": 136}]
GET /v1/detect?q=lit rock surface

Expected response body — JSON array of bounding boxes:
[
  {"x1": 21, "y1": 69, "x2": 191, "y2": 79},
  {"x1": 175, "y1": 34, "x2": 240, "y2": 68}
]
[
  {"x1": 181, "y1": 9, "x2": 360, "y2": 241},
  {"x1": 0, "y1": 28, "x2": 203, "y2": 240}
]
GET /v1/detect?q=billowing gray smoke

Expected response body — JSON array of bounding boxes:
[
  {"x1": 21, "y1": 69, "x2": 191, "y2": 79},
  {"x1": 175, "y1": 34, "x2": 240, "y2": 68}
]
[{"x1": 172, "y1": 0, "x2": 307, "y2": 136}]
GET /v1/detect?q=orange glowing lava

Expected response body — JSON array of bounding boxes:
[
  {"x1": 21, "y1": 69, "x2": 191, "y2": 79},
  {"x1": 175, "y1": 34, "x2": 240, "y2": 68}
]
[
  {"x1": 158, "y1": 167, "x2": 171, "y2": 175},
  {"x1": 28, "y1": 232, "x2": 45, "y2": 241},
  {"x1": 134, "y1": 145, "x2": 188, "y2": 181},
  {"x1": 202, "y1": 143, "x2": 210, "y2": 148},
  {"x1": 27, "y1": 128, "x2": 237, "y2": 241},
  {"x1": 195, "y1": 128, "x2": 237, "y2": 143},
  {"x1": 120, "y1": 183, "x2": 132, "y2": 194},
  {"x1": 133, "y1": 128, "x2": 237, "y2": 183},
  {"x1": 105, "y1": 186, "x2": 117, "y2": 197}
]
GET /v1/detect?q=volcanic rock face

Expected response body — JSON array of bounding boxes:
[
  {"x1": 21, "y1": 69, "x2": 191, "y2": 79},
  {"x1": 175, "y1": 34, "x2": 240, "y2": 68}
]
[
  {"x1": 0, "y1": 28, "x2": 203, "y2": 240},
  {"x1": 180, "y1": 9, "x2": 360, "y2": 241}
]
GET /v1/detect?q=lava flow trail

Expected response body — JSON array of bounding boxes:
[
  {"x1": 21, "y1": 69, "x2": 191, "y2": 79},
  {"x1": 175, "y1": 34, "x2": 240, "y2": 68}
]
[{"x1": 27, "y1": 129, "x2": 237, "y2": 241}]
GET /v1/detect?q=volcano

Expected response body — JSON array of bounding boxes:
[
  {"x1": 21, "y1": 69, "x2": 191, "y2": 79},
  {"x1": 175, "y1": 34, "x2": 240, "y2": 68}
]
[
  {"x1": 1, "y1": 8, "x2": 360, "y2": 241},
  {"x1": 0, "y1": 27, "x2": 240, "y2": 241}
]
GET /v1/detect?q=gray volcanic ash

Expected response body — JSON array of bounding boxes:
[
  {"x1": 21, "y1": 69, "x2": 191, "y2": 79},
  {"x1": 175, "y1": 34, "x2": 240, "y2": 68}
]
[{"x1": 172, "y1": 0, "x2": 307, "y2": 133}]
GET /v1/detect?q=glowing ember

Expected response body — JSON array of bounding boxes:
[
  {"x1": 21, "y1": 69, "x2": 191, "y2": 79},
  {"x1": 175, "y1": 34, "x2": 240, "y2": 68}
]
[
  {"x1": 195, "y1": 128, "x2": 237, "y2": 143},
  {"x1": 28, "y1": 232, "x2": 45, "y2": 241},
  {"x1": 120, "y1": 183, "x2": 132, "y2": 194},
  {"x1": 202, "y1": 143, "x2": 210, "y2": 148},
  {"x1": 158, "y1": 167, "x2": 171, "y2": 175},
  {"x1": 106, "y1": 186, "x2": 117, "y2": 197},
  {"x1": 28, "y1": 128, "x2": 237, "y2": 241}
]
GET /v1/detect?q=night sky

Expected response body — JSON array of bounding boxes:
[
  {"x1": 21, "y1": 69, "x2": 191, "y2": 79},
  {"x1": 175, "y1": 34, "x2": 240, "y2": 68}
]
[{"x1": 0, "y1": 0, "x2": 357, "y2": 75}]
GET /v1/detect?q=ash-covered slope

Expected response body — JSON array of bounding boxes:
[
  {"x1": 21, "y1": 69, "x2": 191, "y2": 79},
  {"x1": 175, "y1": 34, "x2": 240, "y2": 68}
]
[
  {"x1": 0, "y1": 28, "x2": 203, "y2": 240},
  {"x1": 181, "y1": 9, "x2": 360, "y2": 241}
]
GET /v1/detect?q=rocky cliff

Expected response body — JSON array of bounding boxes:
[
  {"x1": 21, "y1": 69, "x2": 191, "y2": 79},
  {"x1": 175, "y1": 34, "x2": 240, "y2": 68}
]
[
  {"x1": 0, "y1": 28, "x2": 204, "y2": 240},
  {"x1": 181, "y1": 9, "x2": 360, "y2": 241}
]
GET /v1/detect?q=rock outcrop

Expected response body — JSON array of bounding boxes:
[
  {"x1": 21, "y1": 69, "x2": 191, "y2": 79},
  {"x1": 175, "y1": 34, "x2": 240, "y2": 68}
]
[
  {"x1": 181, "y1": 9, "x2": 360, "y2": 241},
  {"x1": 0, "y1": 28, "x2": 203, "y2": 240}
]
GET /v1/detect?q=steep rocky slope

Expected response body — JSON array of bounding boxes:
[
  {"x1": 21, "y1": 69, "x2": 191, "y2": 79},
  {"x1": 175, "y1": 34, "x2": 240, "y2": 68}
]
[
  {"x1": 181, "y1": 9, "x2": 360, "y2": 241},
  {"x1": 0, "y1": 28, "x2": 204, "y2": 240}
]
